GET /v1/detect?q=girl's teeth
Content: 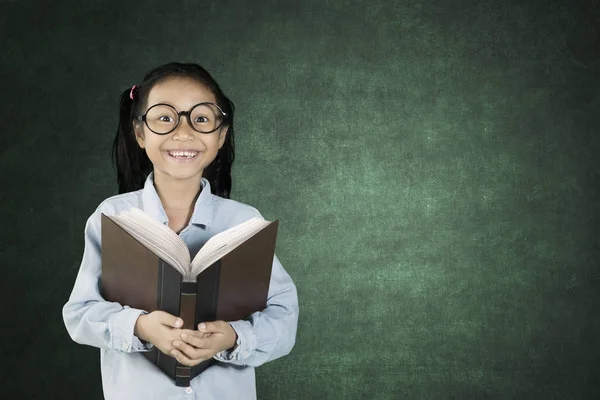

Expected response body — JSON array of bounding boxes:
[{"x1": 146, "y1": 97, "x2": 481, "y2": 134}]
[{"x1": 169, "y1": 151, "x2": 198, "y2": 158}]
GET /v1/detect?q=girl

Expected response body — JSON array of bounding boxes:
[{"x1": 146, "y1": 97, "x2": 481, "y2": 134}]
[{"x1": 62, "y1": 62, "x2": 299, "y2": 399}]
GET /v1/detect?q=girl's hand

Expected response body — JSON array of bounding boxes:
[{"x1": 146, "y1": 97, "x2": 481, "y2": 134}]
[
  {"x1": 134, "y1": 311, "x2": 184, "y2": 355},
  {"x1": 171, "y1": 321, "x2": 237, "y2": 366}
]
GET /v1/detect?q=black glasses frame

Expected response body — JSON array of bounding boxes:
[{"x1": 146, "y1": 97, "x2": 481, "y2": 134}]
[{"x1": 136, "y1": 102, "x2": 228, "y2": 135}]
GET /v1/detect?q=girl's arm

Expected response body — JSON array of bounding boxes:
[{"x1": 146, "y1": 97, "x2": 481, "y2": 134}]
[
  {"x1": 213, "y1": 211, "x2": 299, "y2": 367},
  {"x1": 62, "y1": 209, "x2": 153, "y2": 353}
]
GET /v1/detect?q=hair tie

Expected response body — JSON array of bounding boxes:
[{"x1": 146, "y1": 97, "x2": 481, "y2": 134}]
[{"x1": 129, "y1": 85, "x2": 137, "y2": 100}]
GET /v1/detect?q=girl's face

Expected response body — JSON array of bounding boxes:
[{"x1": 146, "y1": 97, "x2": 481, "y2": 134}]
[{"x1": 134, "y1": 77, "x2": 227, "y2": 187}]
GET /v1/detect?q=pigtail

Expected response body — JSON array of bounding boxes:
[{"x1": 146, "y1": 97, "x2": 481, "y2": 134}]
[
  {"x1": 203, "y1": 96, "x2": 235, "y2": 199},
  {"x1": 111, "y1": 88, "x2": 152, "y2": 194}
]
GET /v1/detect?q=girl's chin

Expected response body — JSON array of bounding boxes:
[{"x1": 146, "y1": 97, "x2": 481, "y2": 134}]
[{"x1": 155, "y1": 169, "x2": 205, "y2": 183}]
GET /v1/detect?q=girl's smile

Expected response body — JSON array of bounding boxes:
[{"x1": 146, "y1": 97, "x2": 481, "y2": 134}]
[{"x1": 164, "y1": 149, "x2": 202, "y2": 163}]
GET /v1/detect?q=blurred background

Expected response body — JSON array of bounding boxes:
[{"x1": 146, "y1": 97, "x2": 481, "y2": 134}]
[{"x1": 1, "y1": 0, "x2": 598, "y2": 398}]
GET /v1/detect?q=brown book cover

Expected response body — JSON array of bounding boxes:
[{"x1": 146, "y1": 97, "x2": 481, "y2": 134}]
[{"x1": 100, "y1": 213, "x2": 279, "y2": 386}]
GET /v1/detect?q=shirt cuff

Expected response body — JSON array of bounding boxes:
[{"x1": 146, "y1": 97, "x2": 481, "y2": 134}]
[
  {"x1": 108, "y1": 307, "x2": 154, "y2": 352},
  {"x1": 213, "y1": 320, "x2": 256, "y2": 363}
]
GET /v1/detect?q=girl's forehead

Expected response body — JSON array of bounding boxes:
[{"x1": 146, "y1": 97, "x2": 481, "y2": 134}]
[{"x1": 147, "y1": 77, "x2": 217, "y2": 107}]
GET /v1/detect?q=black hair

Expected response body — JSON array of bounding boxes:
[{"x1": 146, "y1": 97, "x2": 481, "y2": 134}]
[{"x1": 111, "y1": 62, "x2": 235, "y2": 198}]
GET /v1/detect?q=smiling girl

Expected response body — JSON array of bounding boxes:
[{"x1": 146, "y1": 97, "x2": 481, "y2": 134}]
[{"x1": 62, "y1": 62, "x2": 299, "y2": 400}]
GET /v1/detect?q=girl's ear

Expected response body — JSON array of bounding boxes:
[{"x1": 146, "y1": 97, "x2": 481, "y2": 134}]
[
  {"x1": 133, "y1": 124, "x2": 145, "y2": 149},
  {"x1": 218, "y1": 125, "x2": 228, "y2": 149}
]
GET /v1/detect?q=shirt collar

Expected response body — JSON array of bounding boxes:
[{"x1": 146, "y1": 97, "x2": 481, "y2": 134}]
[{"x1": 141, "y1": 172, "x2": 213, "y2": 228}]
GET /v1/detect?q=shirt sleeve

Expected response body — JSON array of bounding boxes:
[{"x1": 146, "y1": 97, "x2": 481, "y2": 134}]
[
  {"x1": 213, "y1": 209, "x2": 299, "y2": 367},
  {"x1": 62, "y1": 208, "x2": 154, "y2": 353}
]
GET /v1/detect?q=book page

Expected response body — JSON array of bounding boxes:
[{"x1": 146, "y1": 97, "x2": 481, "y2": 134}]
[
  {"x1": 190, "y1": 217, "x2": 270, "y2": 275},
  {"x1": 108, "y1": 208, "x2": 190, "y2": 276},
  {"x1": 108, "y1": 215, "x2": 184, "y2": 273},
  {"x1": 126, "y1": 209, "x2": 190, "y2": 265}
]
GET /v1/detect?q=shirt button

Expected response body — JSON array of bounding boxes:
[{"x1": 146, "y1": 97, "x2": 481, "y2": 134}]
[
  {"x1": 121, "y1": 342, "x2": 129, "y2": 351},
  {"x1": 185, "y1": 387, "x2": 193, "y2": 394}
]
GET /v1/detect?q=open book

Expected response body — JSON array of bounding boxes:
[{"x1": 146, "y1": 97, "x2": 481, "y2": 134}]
[
  {"x1": 100, "y1": 208, "x2": 279, "y2": 386},
  {"x1": 106, "y1": 208, "x2": 273, "y2": 281}
]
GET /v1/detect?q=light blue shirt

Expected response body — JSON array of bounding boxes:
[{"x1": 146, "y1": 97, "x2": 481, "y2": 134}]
[{"x1": 62, "y1": 173, "x2": 299, "y2": 399}]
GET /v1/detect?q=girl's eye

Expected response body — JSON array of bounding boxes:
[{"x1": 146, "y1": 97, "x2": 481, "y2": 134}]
[
  {"x1": 195, "y1": 116, "x2": 209, "y2": 123},
  {"x1": 159, "y1": 115, "x2": 174, "y2": 123}
]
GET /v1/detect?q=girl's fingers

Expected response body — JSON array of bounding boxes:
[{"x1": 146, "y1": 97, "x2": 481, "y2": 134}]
[
  {"x1": 171, "y1": 341, "x2": 215, "y2": 363},
  {"x1": 197, "y1": 335, "x2": 224, "y2": 353},
  {"x1": 153, "y1": 311, "x2": 184, "y2": 328},
  {"x1": 170, "y1": 347, "x2": 205, "y2": 367},
  {"x1": 198, "y1": 320, "x2": 226, "y2": 334},
  {"x1": 172, "y1": 340, "x2": 203, "y2": 360},
  {"x1": 179, "y1": 331, "x2": 207, "y2": 349}
]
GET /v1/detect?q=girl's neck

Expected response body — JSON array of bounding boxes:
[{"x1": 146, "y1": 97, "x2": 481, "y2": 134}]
[{"x1": 153, "y1": 173, "x2": 202, "y2": 214}]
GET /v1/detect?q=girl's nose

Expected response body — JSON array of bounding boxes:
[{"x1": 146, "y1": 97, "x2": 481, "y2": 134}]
[{"x1": 172, "y1": 117, "x2": 196, "y2": 141}]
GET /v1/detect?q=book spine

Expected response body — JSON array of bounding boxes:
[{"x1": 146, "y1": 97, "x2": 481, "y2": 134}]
[
  {"x1": 180, "y1": 282, "x2": 198, "y2": 329},
  {"x1": 188, "y1": 262, "x2": 221, "y2": 382},
  {"x1": 173, "y1": 263, "x2": 222, "y2": 386},
  {"x1": 175, "y1": 281, "x2": 198, "y2": 387}
]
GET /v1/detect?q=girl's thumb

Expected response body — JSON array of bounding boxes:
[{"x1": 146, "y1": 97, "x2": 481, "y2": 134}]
[{"x1": 173, "y1": 317, "x2": 183, "y2": 328}]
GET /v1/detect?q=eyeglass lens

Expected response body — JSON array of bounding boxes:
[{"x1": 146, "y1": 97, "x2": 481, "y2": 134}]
[{"x1": 145, "y1": 104, "x2": 224, "y2": 134}]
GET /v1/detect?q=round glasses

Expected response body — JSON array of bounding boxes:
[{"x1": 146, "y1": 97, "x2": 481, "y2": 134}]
[{"x1": 136, "y1": 102, "x2": 228, "y2": 135}]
